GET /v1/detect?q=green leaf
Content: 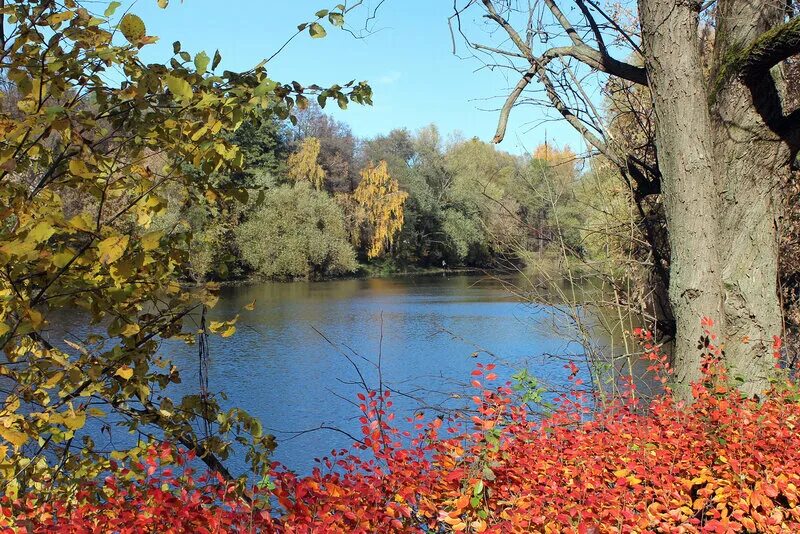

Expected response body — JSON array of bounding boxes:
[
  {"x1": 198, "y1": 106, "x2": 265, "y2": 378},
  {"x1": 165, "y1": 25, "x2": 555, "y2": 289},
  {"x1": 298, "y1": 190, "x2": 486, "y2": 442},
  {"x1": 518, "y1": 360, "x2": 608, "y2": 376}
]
[
  {"x1": 309, "y1": 22, "x2": 326, "y2": 38},
  {"x1": 254, "y1": 77, "x2": 277, "y2": 97},
  {"x1": 315, "y1": 9, "x2": 329, "y2": 17},
  {"x1": 194, "y1": 51, "x2": 210, "y2": 75},
  {"x1": 173, "y1": 41, "x2": 181, "y2": 54},
  {"x1": 157, "y1": 0, "x2": 169, "y2": 8},
  {"x1": 212, "y1": 50, "x2": 222, "y2": 70},
  {"x1": 165, "y1": 75, "x2": 193, "y2": 104},
  {"x1": 119, "y1": 13, "x2": 146, "y2": 43},
  {"x1": 104, "y1": 2, "x2": 122, "y2": 17}
]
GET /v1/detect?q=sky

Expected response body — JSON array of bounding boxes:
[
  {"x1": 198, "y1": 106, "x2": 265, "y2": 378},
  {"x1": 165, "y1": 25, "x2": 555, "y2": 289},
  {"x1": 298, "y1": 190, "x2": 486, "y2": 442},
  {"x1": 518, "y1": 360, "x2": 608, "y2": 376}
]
[{"x1": 132, "y1": 0, "x2": 584, "y2": 155}]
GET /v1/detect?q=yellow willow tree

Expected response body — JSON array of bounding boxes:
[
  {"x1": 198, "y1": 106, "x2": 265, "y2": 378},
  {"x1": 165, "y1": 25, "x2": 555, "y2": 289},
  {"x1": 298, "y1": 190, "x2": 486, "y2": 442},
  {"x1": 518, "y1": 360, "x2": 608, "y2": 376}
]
[
  {"x1": 287, "y1": 137, "x2": 325, "y2": 189},
  {"x1": 353, "y1": 161, "x2": 408, "y2": 259}
]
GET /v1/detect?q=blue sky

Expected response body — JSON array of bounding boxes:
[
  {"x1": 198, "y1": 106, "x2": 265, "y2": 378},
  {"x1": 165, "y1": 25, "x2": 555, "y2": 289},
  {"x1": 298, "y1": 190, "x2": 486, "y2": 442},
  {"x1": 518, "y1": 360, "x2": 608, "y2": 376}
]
[{"x1": 132, "y1": 0, "x2": 583, "y2": 154}]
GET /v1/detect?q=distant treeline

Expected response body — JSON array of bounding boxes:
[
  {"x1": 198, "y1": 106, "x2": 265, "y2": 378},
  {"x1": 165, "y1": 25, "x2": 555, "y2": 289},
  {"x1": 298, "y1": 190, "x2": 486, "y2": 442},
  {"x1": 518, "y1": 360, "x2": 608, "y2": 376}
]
[{"x1": 165, "y1": 105, "x2": 604, "y2": 281}]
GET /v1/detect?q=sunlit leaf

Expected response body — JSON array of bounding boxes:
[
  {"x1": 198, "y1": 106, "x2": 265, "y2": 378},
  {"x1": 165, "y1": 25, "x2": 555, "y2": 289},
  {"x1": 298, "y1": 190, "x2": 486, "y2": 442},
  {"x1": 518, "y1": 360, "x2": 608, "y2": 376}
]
[
  {"x1": 119, "y1": 13, "x2": 146, "y2": 43},
  {"x1": 309, "y1": 22, "x2": 326, "y2": 38},
  {"x1": 115, "y1": 366, "x2": 134, "y2": 380},
  {"x1": 98, "y1": 235, "x2": 130, "y2": 265}
]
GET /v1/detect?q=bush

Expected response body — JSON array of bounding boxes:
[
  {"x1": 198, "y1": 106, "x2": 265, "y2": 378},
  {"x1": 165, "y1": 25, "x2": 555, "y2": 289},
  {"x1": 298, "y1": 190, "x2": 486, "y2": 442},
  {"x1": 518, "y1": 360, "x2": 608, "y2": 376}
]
[
  {"x1": 7, "y1": 328, "x2": 800, "y2": 533},
  {"x1": 235, "y1": 183, "x2": 358, "y2": 279}
]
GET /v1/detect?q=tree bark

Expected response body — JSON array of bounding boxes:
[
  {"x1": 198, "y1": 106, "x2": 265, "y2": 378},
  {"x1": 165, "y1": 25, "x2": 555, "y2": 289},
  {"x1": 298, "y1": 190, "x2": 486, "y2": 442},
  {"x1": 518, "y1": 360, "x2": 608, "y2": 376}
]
[
  {"x1": 711, "y1": 0, "x2": 788, "y2": 395},
  {"x1": 639, "y1": 0, "x2": 726, "y2": 399}
]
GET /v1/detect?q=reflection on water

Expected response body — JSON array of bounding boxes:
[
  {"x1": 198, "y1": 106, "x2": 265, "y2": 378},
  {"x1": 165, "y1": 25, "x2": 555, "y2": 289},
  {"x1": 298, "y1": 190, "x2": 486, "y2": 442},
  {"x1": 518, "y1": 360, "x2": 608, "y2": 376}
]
[{"x1": 45, "y1": 273, "x2": 647, "y2": 475}]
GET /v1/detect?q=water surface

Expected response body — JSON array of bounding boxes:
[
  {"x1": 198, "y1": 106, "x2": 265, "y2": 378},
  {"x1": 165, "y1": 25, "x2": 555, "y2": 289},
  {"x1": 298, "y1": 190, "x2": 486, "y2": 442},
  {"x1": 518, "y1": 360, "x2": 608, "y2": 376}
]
[{"x1": 168, "y1": 274, "x2": 585, "y2": 474}]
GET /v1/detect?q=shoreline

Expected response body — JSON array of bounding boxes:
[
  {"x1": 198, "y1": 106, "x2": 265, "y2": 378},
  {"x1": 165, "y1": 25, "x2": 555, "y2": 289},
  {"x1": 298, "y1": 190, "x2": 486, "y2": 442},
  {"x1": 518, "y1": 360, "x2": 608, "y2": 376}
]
[{"x1": 206, "y1": 266, "x2": 490, "y2": 288}]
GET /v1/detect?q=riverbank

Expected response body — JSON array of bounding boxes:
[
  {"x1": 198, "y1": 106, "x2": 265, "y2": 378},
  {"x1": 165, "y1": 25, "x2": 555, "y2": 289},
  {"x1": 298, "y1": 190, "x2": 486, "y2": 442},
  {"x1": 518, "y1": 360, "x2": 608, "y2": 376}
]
[{"x1": 203, "y1": 264, "x2": 489, "y2": 287}]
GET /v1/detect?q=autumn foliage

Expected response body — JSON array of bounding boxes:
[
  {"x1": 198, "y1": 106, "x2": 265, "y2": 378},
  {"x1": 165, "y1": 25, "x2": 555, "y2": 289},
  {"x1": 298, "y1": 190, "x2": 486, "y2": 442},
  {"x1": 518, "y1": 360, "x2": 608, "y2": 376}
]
[
  {"x1": 353, "y1": 161, "x2": 408, "y2": 259},
  {"x1": 5, "y1": 326, "x2": 800, "y2": 533}
]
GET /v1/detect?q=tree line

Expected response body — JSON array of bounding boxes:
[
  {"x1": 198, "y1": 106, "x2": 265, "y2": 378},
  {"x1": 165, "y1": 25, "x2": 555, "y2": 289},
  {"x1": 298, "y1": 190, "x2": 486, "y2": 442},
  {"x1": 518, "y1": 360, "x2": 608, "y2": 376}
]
[{"x1": 175, "y1": 105, "x2": 594, "y2": 282}]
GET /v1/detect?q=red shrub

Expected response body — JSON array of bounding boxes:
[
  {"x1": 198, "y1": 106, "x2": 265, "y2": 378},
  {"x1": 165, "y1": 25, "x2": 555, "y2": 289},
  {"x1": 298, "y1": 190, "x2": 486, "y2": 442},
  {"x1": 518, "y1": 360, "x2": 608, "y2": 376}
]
[{"x1": 5, "y1": 327, "x2": 800, "y2": 533}]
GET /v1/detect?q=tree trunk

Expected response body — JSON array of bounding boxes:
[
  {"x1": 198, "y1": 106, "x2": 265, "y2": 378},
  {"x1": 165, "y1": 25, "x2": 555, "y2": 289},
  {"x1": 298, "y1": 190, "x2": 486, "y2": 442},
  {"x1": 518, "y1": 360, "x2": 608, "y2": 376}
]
[
  {"x1": 638, "y1": 0, "x2": 789, "y2": 399},
  {"x1": 711, "y1": 0, "x2": 788, "y2": 396},
  {"x1": 639, "y1": 0, "x2": 726, "y2": 399}
]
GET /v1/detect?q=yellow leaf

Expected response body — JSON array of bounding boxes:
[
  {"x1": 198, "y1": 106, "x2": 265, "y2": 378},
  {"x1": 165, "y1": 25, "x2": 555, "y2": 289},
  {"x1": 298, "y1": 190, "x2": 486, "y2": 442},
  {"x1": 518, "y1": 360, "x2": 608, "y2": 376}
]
[
  {"x1": 68, "y1": 213, "x2": 93, "y2": 232},
  {"x1": 471, "y1": 519, "x2": 488, "y2": 533},
  {"x1": 44, "y1": 372, "x2": 64, "y2": 389},
  {"x1": 63, "y1": 412, "x2": 86, "y2": 431},
  {"x1": 47, "y1": 10, "x2": 74, "y2": 26},
  {"x1": 120, "y1": 323, "x2": 140, "y2": 337},
  {"x1": 0, "y1": 323, "x2": 9, "y2": 337},
  {"x1": 97, "y1": 235, "x2": 129, "y2": 265},
  {"x1": 27, "y1": 221, "x2": 55, "y2": 244},
  {"x1": 27, "y1": 308, "x2": 43, "y2": 330},
  {"x1": 244, "y1": 300, "x2": 256, "y2": 311},
  {"x1": 0, "y1": 427, "x2": 27, "y2": 451},
  {"x1": 2, "y1": 396, "x2": 19, "y2": 414},
  {"x1": 221, "y1": 325, "x2": 236, "y2": 338},
  {"x1": 166, "y1": 75, "x2": 193, "y2": 104},
  {"x1": 68, "y1": 159, "x2": 93, "y2": 178},
  {"x1": 191, "y1": 125, "x2": 208, "y2": 141},
  {"x1": 119, "y1": 13, "x2": 146, "y2": 43},
  {"x1": 203, "y1": 292, "x2": 220, "y2": 309},
  {"x1": 115, "y1": 366, "x2": 134, "y2": 380},
  {"x1": 141, "y1": 230, "x2": 163, "y2": 251},
  {"x1": 52, "y1": 250, "x2": 75, "y2": 268}
]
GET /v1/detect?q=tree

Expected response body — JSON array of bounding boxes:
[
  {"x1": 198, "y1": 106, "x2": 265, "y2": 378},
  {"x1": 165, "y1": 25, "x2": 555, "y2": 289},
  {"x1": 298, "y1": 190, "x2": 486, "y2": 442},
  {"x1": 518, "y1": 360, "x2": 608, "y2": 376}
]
[
  {"x1": 457, "y1": 0, "x2": 800, "y2": 398},
  {"x1": 354, "y1": 161, "x2": 409, "y2": 259},
  {"x1": 291, "y1": 104, "x2": 358, "y2": 192},
  {"x1": 287, "y1": 137, "x2": 326, "y2": 189},
  {"x1": 362, "y1": 128, "x2": 443, "y2": 266},
  {"x1": 229, "y1": 111, "x2": 290, "y2": 188},
  {"x1": 442, "y1": 138, "x2": 516, "y2": 264},
  {"x1": 0, "y1": 0, "x2": 372, "y2": 498},
  {"x1": 235, "y1": 183, "x2": 357, "y2": 279}
]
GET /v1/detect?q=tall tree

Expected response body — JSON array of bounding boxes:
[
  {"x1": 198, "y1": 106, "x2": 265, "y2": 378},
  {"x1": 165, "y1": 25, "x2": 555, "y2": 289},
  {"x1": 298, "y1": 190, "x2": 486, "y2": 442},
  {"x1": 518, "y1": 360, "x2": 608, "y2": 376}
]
[
  {"x1": 457, "y1": 0, "x2": 800, "y2": 397},
  {"x1": 354, "y1": 161, "x2": 409, "y2": 258},
  {"x1": 287, "y1": 137, "x2": 326, "y2": 190},
  {"x1": 291, "y1": 105, "x2": 358, "y2": 192}
]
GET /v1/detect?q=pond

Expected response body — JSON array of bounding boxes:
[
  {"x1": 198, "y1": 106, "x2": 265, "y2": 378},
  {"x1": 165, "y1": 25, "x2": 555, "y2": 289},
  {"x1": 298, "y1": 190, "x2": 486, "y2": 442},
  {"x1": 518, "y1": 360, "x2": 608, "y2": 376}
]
[
  {"x1": 48, "y1": 273, "x2": 634, "y2": 476},
  {"x1": 173, "y1": 273, "x2": 610, "y2": 475}
]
